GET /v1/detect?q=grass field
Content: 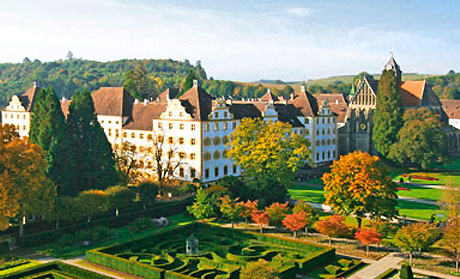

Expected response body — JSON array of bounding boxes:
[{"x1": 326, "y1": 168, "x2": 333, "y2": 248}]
[
  {"x1": 394, "y1": 172, "x2": 460, "y2": 186},
  {"x1": 288, "y1": 184, "x2": 325, "y2": 203},
  {"x1": 396, "y1": 184, "x2": 442, "y2": 201},
  {"x1": 397, "y1": 200, "x2": 446, "y2": 221}
]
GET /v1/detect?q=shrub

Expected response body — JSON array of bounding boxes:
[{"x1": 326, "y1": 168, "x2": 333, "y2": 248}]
[
  {"x1": 337, "y1": 258, "x2": 353, "y2": 268},
  {"x1": 324, "y1": 264, "x2": 342, "y2": 275},
  {"x1": 265, "y1": 202, "x2": 289, "y2": 227},
  {"x1": 400, "y1": 264, "x2": 414, "y2": 279}
]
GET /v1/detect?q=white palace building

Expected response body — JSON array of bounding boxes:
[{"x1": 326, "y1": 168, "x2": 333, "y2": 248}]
[{"x1": 1, "y1": 81, "x2": 340, "y2": 183}]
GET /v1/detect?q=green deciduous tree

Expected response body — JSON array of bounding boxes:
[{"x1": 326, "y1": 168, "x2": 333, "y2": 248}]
[
  {"x1": 228, "y1": 118, "x2": 309, "y2": 206},
  {"x1": 137, "y1": 182, "x2": 159, "y2": 207},
  {"x1": 322, "y1": 151, "x2": 398, "y2": 227},
  {"x1": 123, "y1": 63, "x2": 158, "y2": 100},
  {"x1": 75, "y1": 190, "x2": 110, "y2": 222},
  {"x1": 219, "y1": 195, "x2": 242, "y2": 228},
  {"x1": 265, "y1": 202, "x2": 289, "y2": 227},
  {"x1": 105, "y1": 185, "x2": 135, "y2": 215},
  {"x1": 389, "y1": 108, "x2": 447, "y2": 169},
  {"x1": 179, "y1": 70, "x2": 196, "y2": 96},
  {"x1": 65, "y1": 89, "x2": 118, "y2": 195},
  {"x1": 394, "y1": 223, "x2": 439, "y2": 265},
  {"x1": 373, "y1": 69, "x2": 403, "y2": 157},
  {"x1": 48, "y1": 196, "x2": 79, "y2": 229},
  {"x1": 187, "y1": 186, "x2": 230, "y2": 219},
  {"x1": 441, "y1": 217, "x2": 460, "y2": 272}
]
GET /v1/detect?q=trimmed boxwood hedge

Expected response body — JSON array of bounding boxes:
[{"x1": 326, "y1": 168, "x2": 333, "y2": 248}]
[
  {"x1": 18, "y1": 198, "x2": 192, "y2": 248},
  {"x1": 0, "y1": 261, "x2": 113, "y2": 279},
  {"x1": 87, "y1": 222, "x2": 335, "y2": 279},
  {"x1": 375, "y1": 268, "x2": 398, "y2": 279}
]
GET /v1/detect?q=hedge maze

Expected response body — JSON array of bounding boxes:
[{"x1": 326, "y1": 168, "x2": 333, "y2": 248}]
[{"x1": 87, "y1": 223, "x2": 335, "y2": 279}]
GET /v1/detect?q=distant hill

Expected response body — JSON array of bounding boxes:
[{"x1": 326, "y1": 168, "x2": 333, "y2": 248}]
[
  {"x1": 304, "y1": 73, "x2": 437, "y2": 87},
  {"x1": 0, "y1": 58, "x2": 206, "y2": 107}
]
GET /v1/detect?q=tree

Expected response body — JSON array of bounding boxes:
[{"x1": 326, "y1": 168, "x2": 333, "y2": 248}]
[
  {"x1": 373, "y1": 69, "x2": 403, "y2": 157},
  {"x1": 314, "y1": 215, "x2": 349, "y2": 245},
  {"x1": 441, "y1": 217, "x2": 460, "y2": 272},
  {"x1": 394, "y1": 223, "x2": 439, "y2": 265},
  {"x1": 187, "y1": 186, "x2": 230, "y2": 219},
  {"x1": 293, "y1": 201, "x2": 319, "y2": 235},
  {"x1": 219, "y1": 195, "x2": 241, "y2": 228},
  {"x1": 282, "y1": 212, "x2": 308, "y2": 238},
  {"x1": 218, "y1": 176, "x2": 244, "y2": 198},
  {"x1": 114, "y1": 142, "x2": 140, "y2": 185},
  {"x1": 240, "y1": 259, "x2": 280, "y2": 279},
  {"x1": 137, "y1": 182, "x2": 159, "y2": 207},
  {"x1": 123, "y1": 63, "x2": 158, "y2": 100},
  {"x1": 105, "y1": 185, "x2": 135, "y2": 215},
  {"x1": 75, "y1": 190, "x2": 110, "y2": 222},
  {"x1": 439, "y1": 180, "x2": 460, "y2": 219},
  {"x1": 48, "y1": 196, "x2": 79, "y2": 230},
  {"x1": 252, "y1": 210, "x2": 270, "y2": 233},
  {"x1": 228, "y1": 118, "x2": 309, "y2": 206},
  {"x1": 29, "y1": 86, "x2": 68, "y2": 191},
  {"x1": 179, "y1": 70, "x2": 196, "y2": 96},
  {"x1": 354, "y1": 228, "x2": 382, "y2": 256},
  {"x1": 0, "y1": 125, "x2": 56, "y2": 235},
  {"x1": 237, "y1": 200, "x2": 258, "y2": 223},
  {"x1": 265, "y1": 202, "x2": 289, "y2": 227},
  {"x1": 66, "y1": 51, "x2": 74, "y2": 60},
  {"x1": 389, "y1": 108, "x2": 447, "y2": 169},
  {"x1": 66, "y1": 89, "x2": 118, "y2": 195},
  {"x1": 322, "y1": 151, "x2": 398, "y2": 228}
]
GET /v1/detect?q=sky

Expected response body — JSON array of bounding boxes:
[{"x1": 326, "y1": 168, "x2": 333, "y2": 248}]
[{"x1": 1, "y1": 0, "x2": 459, "y2": 81}]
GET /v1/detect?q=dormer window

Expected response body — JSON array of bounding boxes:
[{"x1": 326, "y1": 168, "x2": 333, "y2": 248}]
[
  {"x1": 215, "y1": 112, "x2": 219, "y2": 118},
  {"x1": 169, "y1": 111, "x2": 173, "y2": 117}
]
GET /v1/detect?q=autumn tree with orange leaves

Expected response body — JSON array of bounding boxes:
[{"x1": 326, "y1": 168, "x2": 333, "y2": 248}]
[
  {"x1": 265, "y1": 202, "x2": 289, "y2": 227},
  {"x1": 314, "y1": 215, "x2": 349, "y2": 245},
  {"x1": 322, "y1": 151, "x2": 398, "y2": 228},
  {"x1": 0, "y1": 125, "x2": 56, "y2": 235},
  {"x1": 355, "y1": 228, "x2": 382, "y2": 255},
  {"x1": 238, "y1": 200, "x2": 258, "y2": 223},
  {"x1": 282, "y1": 212, "x2": 308, "y2": 238},
  {"x1": 252, "y1": 210, "x2": 270, "y2": 233}
]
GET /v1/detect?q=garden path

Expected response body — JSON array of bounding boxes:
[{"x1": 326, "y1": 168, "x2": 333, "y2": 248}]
[{"x1": 350, "y1": 252, "x2": 402, "y2": 279}]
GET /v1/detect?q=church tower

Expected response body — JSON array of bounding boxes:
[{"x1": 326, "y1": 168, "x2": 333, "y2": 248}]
[{"x1": 384, "y1": 54, "x2": 402, "y2": 84}]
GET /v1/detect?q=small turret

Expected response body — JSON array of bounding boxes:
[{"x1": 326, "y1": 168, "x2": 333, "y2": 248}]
[{"x1": 384, "y1": 52, "x2": 402, "y2": 83}]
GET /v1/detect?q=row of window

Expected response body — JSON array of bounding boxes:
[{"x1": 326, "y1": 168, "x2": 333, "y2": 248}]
[
  {"x1": 203, "y1": 121, "x2": 237, "y2": 132},
  {"x1": 203, "y1": 165, "x2": 238, "y2": 179},
  {"x1": 158, "y1": 122, "x2": 197, "y2": 131},
  {"x1": 203, "y1": 150, "x2": 229, "y2": 161},
  {"x1": 315, "y1": 127, "x2": 335, "y2": 136},
  {"x1": 315, "y1": 139, "x2": 337, "y2": 146},
  {"x1": 315, "y1": 150, "x2": 336, "y2": 161},
  {"x1": 3, "y1": 113, "x2": 26, "y2": 120},
  {"x1": 315, "y1": 117, "x2": 336, "y2": 124},
  {"x1": 100, "y1": 120, "x2": 120, "y2": 125}
]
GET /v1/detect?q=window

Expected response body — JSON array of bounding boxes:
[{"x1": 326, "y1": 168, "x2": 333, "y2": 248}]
[
  {"x1": 322, "y1": 118, "x2": 325, "y2": 124},
  {"x1": 115, "y1": 129, "x2": 119, "y2": 137},
  {"x1": 205, "y1": 169, "x2": 210, "y2": 179},
  {"x1": 179, "y1": 152, "x2": 186, "y2": 159},
  {"x1": 222, "y1": 136, "x2": 229, "y2": 144},
  {"x1": 214, "y1": 167, "x2": 219, "y2": 177},
  {"x1": 190, "y1": 138, "x2": 196, "y2": 145},
  {"x1": 213, "y1": 150, "x2": 221, "y2": 159},
  {"x1": 333, "y1": 150, "x2": 336, "y2": 158},
  {"x1": 214, "y1": 112, "x2": 219, "y2": 118},
  {"x1": 233, "y1": 164, "x2": 237, "y2": 174},
  {"x1": 158, "y1": 123, "x2": 163, "y2": 129},
  {"x1": 168, "y1": 137, "x2": 173, "y2": 144},
  {"x1": 131, "y1": 133, "x2": 135, "y2": 139},
  {"x1": 305, "y1": 118, "x2": 309, "y2": 124},
  {"x1": 223, "y1": 165, "x2": 228, "y2": 175},
  {"x1": 180, "y1": 112, "x2": 184, "y2": 117},
  {"x1": 213, "y1": 137, "x2": 221, "y2": 145},
  {"x1": 191, "y1": 124, "x2": 196, "y2": 131},
  {"x1": 327, "y1": 139, "x2": 331, "y2": 145},
  {"x1": 224, "y1": 112, "x2": 228, "y2": 118},
  {"x1": 158, "y1": 135, "x2": 164, "y2": 142},
  {"x1": 316, "y1": 140, "x2": 320, "y2": 146},
  {"x1": 322, "y1": 152, "x2": 325, "y2": 160},
  {"x1": 316, "y1": 118, "x2": 319, "y2": 124},
  {"x1": 179, "y1": 167, "x2": 184, "y2": 178},
  {"x1": 204, "y1": 123, "x2": 210, "y2": 132},
  {"x1": 180, "y1": 123, "x2": 184, "y2": 130},
  {"x1": 139, "y1": 146, "x2": 145, "y2": 152},
  {"x1": 232, "y1": 122, "x2": 237, "y2": 129},
  {"x1": 147, "y1": 134, "x2": 153, "y2": 140},
  {"x1": 116, "y1": 121, "x2": 119, "y2": 124},
  {"x1": 222, "y1": 149, "x2": 228, "y2": 158},
  {"x1": 169, "y1": 123, "x2": 173, "y2": 130},
  {"x1": 316, "y1": 153, "x2": 319, "y2": 161},
  {"x1": 190, "y1": 153, "x2": 196, "y2": 160},
  {"x1": 223, "y1": 122, "x2": 228, "y2": 130},
  {"x1": 179, "y1": 137, "x2": 184, "y2": 145},
  {"x1": 168, "y1": 111, "x2": 173, "y2": 117},
  {"x1": 204, "y1": 152, "x2": 211, "y2": 161},
  {"x1": 327, "y1": 151, "x2": 331, "y2": 159},
  {"x1": 140, "y1": 133, "x2": 144, "y2": 139},
  {"x1": 23, "y1": 115, "x2": 26, "y2": 120},
  {"x1": 23, "y1": 125, "x2": 26, "y2": 131},
  {"x1": 168, "y1": 150, "x2": 174, "y2": 158},
  {"x1": 190, "y1": 168, "x2": 196, "y2": 178},
  {"x1": 16, "y1": 114, "x2": 19, "y2": 119},
  {"x1": 123, "y1": 132, "x2": 127, "y2": 138},
  {"x1": 108, "y1": 129, "x2": 112, "y2": 137},
  {"x1": 204, "y1": 137, "x2": 211, "y2": 146},
  {"x1": 214, "y1": 123, "x2": 219, "y2": 131},
  {"x1": 139, "y1": 161, "x2": 144, "y2": 168},
  {"x1": 316, "y1": 129, "x2": 319, "y2": 135}
]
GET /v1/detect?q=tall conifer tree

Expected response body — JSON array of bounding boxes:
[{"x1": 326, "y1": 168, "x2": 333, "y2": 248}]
[
  {"x1": 66, "y1": 89, "x2": 117, "y2": 195},
  {"x1": 373, "y1": 70, "x2": 403, "y2": 157}
]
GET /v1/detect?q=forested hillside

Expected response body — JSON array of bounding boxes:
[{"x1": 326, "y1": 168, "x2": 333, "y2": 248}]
[
  {"x1": 427, "y1": 71, "x2": 460, "y2": 99},
  {"x1": 0, "y1": 58, "x2": 207, "y2": 107}
]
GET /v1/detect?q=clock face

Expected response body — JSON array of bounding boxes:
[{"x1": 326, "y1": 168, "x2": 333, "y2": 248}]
[{"x1": 360, "y1": 123, "x2": 367, "y2": 130}]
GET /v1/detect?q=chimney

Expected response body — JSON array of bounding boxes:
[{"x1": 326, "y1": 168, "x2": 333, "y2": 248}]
[
  {"x1": 33, "y1": 81, "x2": 37, "y2": 88},
  {"x1": 134, "y1": 99, "x2": 139, "y2": 104},
  {"x1": 61, "y1": 97, "x2": 67, "y2": 102},
  {"x1": 336, "y1": 99, "x2": 339, "y2": 104},
  {"x1": 300, "y1": 85, "x2": 306, "y2": 93},
  {"x1": 143, "y1": 99, "x2": 149, "y2": 105},
  {"x1": 193, "y1": 79, "x2": 198, "y2": 87}
]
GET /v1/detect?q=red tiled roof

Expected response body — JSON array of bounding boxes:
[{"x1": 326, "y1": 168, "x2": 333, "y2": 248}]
[
  {"x1": 399, "y1": 81, "x2": 425, "y2": 106},
  {"x1": 157, "y1": 88, "x2": 179, "y2": 102},
  {"x1": 178, "y1": 85, "x2": 214, "y2": 120},
  {"x1": 316, "y1": 93, "x2": 348, "y2": 123},
  {"x1": 441, "y1": 99, "x2": 460, "y2": 119},
  {"x1": 19, "y1": 85, "x2": 39, "y2": 111},
  {"x1": 123, "y1": 102, "x2": 167, "y2": 130},
  {"x1": 289, "y1": 88, "x2": 318, "y2": 117},
  {"x1": 92, "y1": 87, "x2": 133, "y2": 117}
]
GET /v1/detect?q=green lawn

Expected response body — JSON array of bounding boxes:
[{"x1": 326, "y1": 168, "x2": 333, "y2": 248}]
[
  {"x1": 288, "y1": 184, "x2": 325, "y2": 203},
  {"x1": 397, "y1": 184, "x2": 442, "y2": 201},
  {"x1": 394, "y1": 172, "x2": 460, "y2": 186},
  {"x1": 397, "y1": 200, "x2": 447, "y2": 221},
  {"x1": 303, "y1": 177, "x2": 324, "y2": 186}
]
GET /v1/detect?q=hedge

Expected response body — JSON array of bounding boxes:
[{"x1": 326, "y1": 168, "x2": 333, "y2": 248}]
[
  {"x1": 17, "y1": 198, "x2": 192, "y2": 247},
  {"x1": 375, "y1": 268, "x2": 398, "y2": 279},
  {"x1": 0, "y1": 261, "x2": 112, "y2": 279},
  {"x1": 0, "y1": 240, "x2": 9, "y2": 254}
]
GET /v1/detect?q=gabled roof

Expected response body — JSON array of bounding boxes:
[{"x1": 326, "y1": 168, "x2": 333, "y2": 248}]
[
  {"x1": 178, "y1": 85, "x2": 214, "y2": 120},
  {"x1": 19, "y1": 84, "x2": 40, "y2": 111},
  {"x1": 316, "y1": 93, "x2": 348, "y2": 123},
  {"x1": 441, "y1": 99, "x2": 460, "y2": 119},
  {"x1": 157, "y1": 88, "x2": 179, "y2": 102},
  {"x1": 273, "y1": 104, "x2": 304, "y2": 127},
  {"x1": 92, "y1": 87, "x2": 133, "y2": 117},
  {"x1": 289, "y1": 88, "x2": 318, "y2": 117},
  {"x1": 399, "y1": 81, "x2": 425, "y2": 106},
  {"x1": 123, "y1": 102, "x2": 167, "y2": 130},
  {"x1": 260, "y1": 90, "x2": 279, "y2": 102},
  {"x1": 228, "y1": 102, "x2": 263, "y2": 119}
]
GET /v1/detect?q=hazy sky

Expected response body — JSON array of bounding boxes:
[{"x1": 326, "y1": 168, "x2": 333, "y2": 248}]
[{"x1": 1, "y1": 0, "x2": 459, "y2": 81}]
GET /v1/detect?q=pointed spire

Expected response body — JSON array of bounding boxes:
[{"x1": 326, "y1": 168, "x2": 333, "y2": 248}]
[{"x1": 384, "y1": 53, "x2": 402, "y2": 83}]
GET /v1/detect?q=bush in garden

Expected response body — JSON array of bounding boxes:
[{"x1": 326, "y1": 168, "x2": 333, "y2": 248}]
[
  {"x1": 374, "y1": 221, "x2": 398, "y2": 238},
  {"x1": 325, "y1": 264, "x2": 342, "y2": 275},
  {"x1": 137, "y1": 182, "x2": 159, "y2": 205},
  {"x1": 240, "y1": 259, "x2": 280, "y2": 279},
  {"x1": 105, "y1": 185, "x2": 136, "y2": 212},
  {"x1": 129, "y1": 217, "x2": 154, "y2": 233},
  {"x1": 400, "y1": 264, "x2": 414, "y2": 279},
  {"x1": 265, "y1": 202, "x2": 289, "y2": 227}
]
